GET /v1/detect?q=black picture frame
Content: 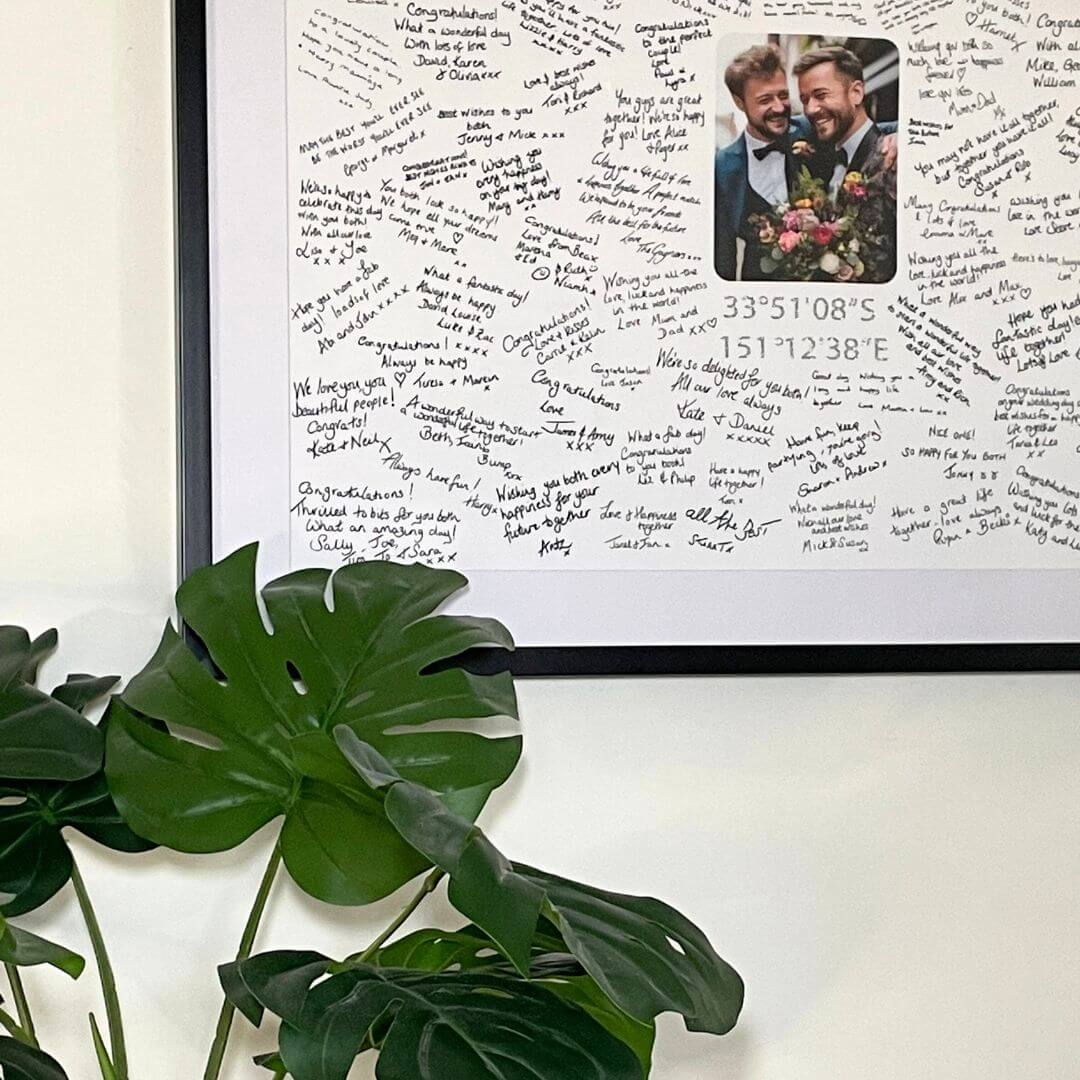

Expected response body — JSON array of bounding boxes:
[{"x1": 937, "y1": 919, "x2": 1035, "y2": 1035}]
[
  {"x1": 175, "y1": 0, "x2": 213, "y2": 585},
  {"x1": 172, "y1": 0, "x2": 1078, "y2": 677}
]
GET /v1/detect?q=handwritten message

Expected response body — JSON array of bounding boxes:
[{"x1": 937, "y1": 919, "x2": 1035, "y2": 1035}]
[{"x1": 284, "y1": 0, "x2": 1080, "y2": 572}]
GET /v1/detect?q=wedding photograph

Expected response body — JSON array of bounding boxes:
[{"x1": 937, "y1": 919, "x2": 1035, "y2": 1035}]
[{"x1": 714, "y1": 34, "x2": 900, "y2": 284}]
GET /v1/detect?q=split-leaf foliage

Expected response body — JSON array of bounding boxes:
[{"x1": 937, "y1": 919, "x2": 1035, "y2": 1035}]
[
  {"x1": 0, "y1": 545, "x2": 743, "y2": 1077},
  {"x1": 106, "y1": 544, "x2": 521, "y2": 905}
]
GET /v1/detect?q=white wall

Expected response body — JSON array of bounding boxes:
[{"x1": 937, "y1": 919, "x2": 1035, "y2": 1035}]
[{"x1": 1, "y1": 4, "x2": 1078, "y2": 1078}]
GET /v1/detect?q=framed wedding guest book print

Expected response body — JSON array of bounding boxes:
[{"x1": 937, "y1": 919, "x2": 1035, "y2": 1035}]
[{"x1": 176, "y1": 0, "x2": 1080, "y2": 674}]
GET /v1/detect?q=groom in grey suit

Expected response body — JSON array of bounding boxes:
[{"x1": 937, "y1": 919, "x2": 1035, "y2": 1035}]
[{"x1": 794, "y1": 45, "x2": 899, "y2": 282}]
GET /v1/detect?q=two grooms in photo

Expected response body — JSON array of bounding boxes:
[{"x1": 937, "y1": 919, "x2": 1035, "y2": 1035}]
[{"x1": 714, "y1": 39, "x2": 899, "y2": 284}]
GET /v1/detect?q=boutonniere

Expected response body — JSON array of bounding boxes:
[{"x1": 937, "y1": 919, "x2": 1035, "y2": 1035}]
[
  {"x1": 842, "y1": 171, "x2": 868, "y2": 200},
  {"x1": 791, "y1": 139, "x2": 814, "y2": 157}
]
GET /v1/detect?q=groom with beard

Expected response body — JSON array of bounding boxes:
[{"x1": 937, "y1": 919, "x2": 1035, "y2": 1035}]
[
  {"x1": 714, "y1": 43, "x2": 896, "y2": 282},
  {"x1": 714, "y1": 44, "x2": 811, "y2": 282},
  {"x1": 794, "y1": 46, "x2": 898, "y2": 283}
]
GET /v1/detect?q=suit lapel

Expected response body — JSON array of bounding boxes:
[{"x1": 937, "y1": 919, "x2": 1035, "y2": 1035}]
[
  {"x1": 726, "y1": 136, "x2": 748, "y2": 235},
  {"x1": 789, "y1": 120, "x2": 834, "y2": 186},
  {"x1": 730, "y1": 136, "x2": 747, "y2": 228},
  {"x1": 784, "y1": 136, "x2": 803, "y2": 193},
  {"x1": 848, "y1": 123, "x2": 880, "y2": 175}
]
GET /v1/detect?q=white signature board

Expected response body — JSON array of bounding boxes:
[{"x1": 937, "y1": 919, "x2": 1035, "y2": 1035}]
[{"x1": 205, "y1": 0, "x2": 1080, "y2": 648}]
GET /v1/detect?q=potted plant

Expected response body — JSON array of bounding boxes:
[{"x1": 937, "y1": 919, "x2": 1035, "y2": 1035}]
[{"x1": 0, "y1": 544, "x2": 743, "y2": 1078}]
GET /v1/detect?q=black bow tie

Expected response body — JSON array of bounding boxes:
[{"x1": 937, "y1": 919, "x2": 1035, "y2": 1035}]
[{"x1": 753, "y1": 142, "x2": 785, "y2": 161}]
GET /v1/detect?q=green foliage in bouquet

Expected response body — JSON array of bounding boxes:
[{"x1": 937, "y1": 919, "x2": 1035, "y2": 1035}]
[{"x1": 0, "y1": 545, "x2": 744, "y2": 1079}]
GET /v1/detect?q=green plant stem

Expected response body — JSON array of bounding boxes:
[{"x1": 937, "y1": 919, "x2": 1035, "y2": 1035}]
[
  {"x1": 202, "y1": 844, "x2": 283, "y2": 1080},
  {"x1": 0, "y1": 1002, "x2": 32, "y2": 1044},
  {"x1": 4, "y1": 965, "x2": 38, "y2": 1047},
  {"x1": 90, "y1": 1013, "x2": 120, "y2": 1080},
  {"x1": 70, "y1": 858, "x2": 126, "y2": 1078},
  {"x1": 354, "y1": 869, "x2": 445, "y2": 965}
]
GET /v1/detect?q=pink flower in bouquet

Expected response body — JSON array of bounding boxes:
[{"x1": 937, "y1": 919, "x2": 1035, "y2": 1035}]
[
  {"x1": 813, "y1": 222, "x2": 838, "y2": 246},
  {"x1": 778, "y1": 231, "x2": 802, "y2": 253},
  {"x1": 783, "y1": 210, "x2": 801, "y2": 232},
  {"x1": 835, "y1": 262, "x2": 856, "y2": 282}
]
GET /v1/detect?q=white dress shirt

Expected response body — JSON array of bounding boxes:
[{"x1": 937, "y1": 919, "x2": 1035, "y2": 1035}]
[
  {"x1": 744, "y1": 130, "x2": 789, "y2": 208},
  {"x1": 829, "y1": 116, "x2": 874, "y2": 196}
]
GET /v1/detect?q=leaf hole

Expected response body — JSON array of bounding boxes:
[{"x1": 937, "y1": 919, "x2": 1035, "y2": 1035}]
[
  {"x1": 475, "y1": 948, "x2": 498, "y2": 958},
  {"x1": 666, "y1": 936, "x2": 686, "y2": 956},
  {"x1": 383, "y1": 715, "x2": 516, "y2": 738},
  {"x1": 254, "y1": 585, "x2": 275, "y2": 638},
  {"x1": 285, "y1": 661, "x2": 308, "y2": 696},
  {"x1": 0, "y1": 797, "x2": 27, "y2": 807},
  {"x1": 182, "y1": 625, "x2": 228, "y2": 685}
]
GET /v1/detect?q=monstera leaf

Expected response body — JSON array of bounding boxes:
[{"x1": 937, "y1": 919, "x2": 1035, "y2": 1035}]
[
  {"x1": 223, "y1": 950, "x2": 643, "y2": 1080},
  {"x1": 337, "y1": 732, "x2": 744, "y2": 1036},
  {"x1": 540, "y1": 975, "x2": 656, "y2": 1075},
  {"x1": 252, "y1": 1052, "x2": 285, "y2": 1075},
  {"x1": 0, "y1": 911, "x2": 84, "y2": 978},
  {"x1": 371, "y1": 927, "x2": 655, "y2": 1073},
  {"x1": 0, "y1": 768, "x2": 153, "y2": 917},
  {"x1": 371, "y1": 924, "x2": 578, "y2": 976},
  {"x1": 106, "y1": 544, "x2": 520, "y2": 905},
  {"x1": 0, "y1": 1038, "x2": 68, "y2": 1080},
  {"x1": 0, "y1": 659, "x2": 149, "y2": 917},
  {"x1": 0, "y1": 628, "x2": 103, "y2": 781}
]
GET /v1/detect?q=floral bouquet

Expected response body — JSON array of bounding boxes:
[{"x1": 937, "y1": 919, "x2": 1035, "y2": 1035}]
[{"x1": 749, "y1": 165, "x2": 881, "y2": 282}]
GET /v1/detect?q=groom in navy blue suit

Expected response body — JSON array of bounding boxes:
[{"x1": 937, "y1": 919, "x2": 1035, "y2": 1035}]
[
  {"x1": 714, "y1": 45, "x2": 815, "y2": 281},
  {"x1": 714, "y1": 44, "x2": 896, "y2": 282}
]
